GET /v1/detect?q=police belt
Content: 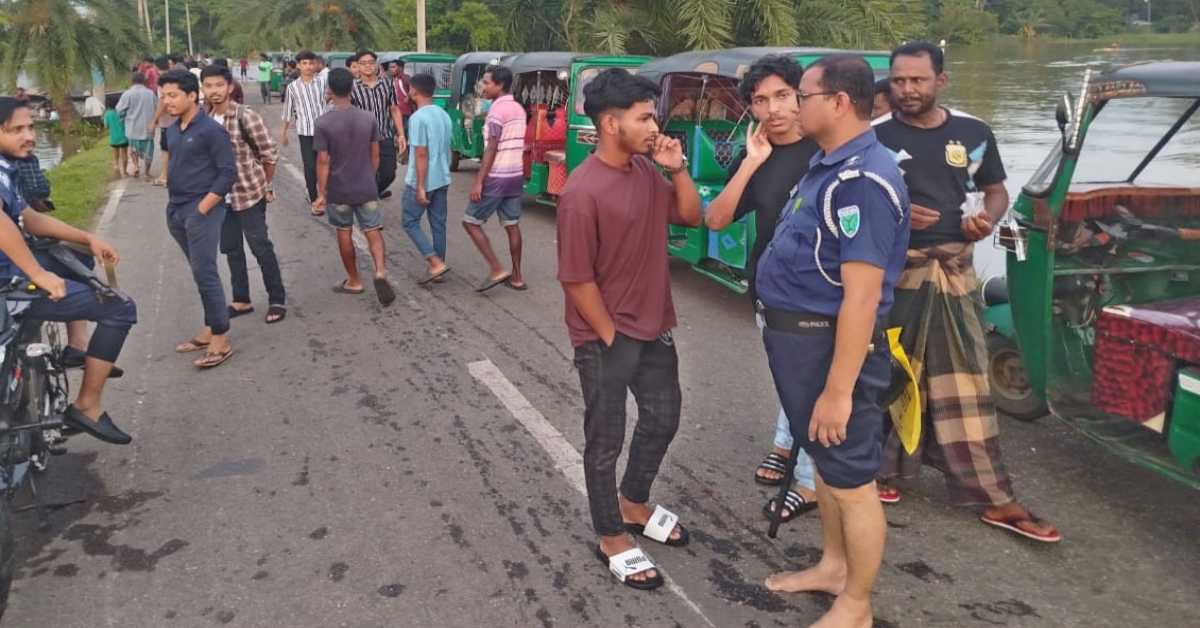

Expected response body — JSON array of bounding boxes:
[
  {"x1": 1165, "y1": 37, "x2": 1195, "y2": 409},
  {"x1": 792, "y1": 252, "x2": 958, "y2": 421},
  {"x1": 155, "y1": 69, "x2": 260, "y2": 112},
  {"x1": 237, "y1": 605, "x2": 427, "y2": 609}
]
[{"x1": 755, "y1": 301, "x2": 886, "y2": 346}]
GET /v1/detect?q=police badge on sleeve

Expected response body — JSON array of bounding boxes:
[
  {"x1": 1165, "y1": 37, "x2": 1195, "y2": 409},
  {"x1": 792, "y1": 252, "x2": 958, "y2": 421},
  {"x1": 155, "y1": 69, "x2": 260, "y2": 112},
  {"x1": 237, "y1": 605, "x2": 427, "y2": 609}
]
[{"x1": 838, "y1": 205, "x2": 861, "y2": 238}]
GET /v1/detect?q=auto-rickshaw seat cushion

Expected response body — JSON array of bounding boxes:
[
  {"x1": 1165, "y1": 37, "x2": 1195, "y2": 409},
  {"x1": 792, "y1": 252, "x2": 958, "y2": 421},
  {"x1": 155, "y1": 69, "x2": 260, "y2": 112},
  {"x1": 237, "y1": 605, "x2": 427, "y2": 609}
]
[
  {"x1": 1093, "y1": 297, "x2": 1200, "y2": 423},
  {"x1": 1061, "y1": 185, "x2": 1200, "y2": 225}
]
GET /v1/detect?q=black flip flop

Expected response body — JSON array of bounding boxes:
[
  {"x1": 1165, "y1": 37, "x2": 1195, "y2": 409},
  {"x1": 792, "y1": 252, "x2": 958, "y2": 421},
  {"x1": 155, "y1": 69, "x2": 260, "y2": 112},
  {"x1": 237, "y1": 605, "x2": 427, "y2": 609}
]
[
  {"x1": 374, "y1": 277, "x2": 396, "y2": 306},
  {"x1": 265, "y1": 305, "x2": 287, "y2": 324},
  {"x1": 332, "y1": 281, "x2": 365, "y2": 295},
  {"x1": 419, "y1": 267, "x2": 451, "y2": 285},
  {"x1": 506, "y1": 279, "x2": 529, "y2": 291},
  {"x1": 228, "y1": 305, "x2": 255, "y2": 318},
  {"x1": 476, "y1": 273, "x2": 512, "y2": 293},
  {"x1": 762, "y1": 490, "x2": 818, "y2": 524},
  {"x1": 593, "y1": 546, "x2": 663, "y2": 591},
  {"x1": 755, "y1": 452, "x2": 790, "y2": 486}
]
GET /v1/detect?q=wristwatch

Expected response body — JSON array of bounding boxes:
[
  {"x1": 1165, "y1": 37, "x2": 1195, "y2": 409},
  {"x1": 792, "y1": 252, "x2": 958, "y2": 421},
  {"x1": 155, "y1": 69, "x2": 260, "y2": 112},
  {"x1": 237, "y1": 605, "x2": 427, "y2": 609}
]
[{"x1": 664, "y1": 155, "x2": 689, "y2": 175}]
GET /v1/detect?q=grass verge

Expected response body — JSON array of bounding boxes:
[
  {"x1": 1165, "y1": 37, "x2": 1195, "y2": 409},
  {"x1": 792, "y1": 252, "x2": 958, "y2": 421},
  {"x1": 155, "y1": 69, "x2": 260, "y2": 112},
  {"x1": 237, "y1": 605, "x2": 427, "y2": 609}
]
[{"x1": 44, "y1": 142, "x2": 113, "y2": 229}]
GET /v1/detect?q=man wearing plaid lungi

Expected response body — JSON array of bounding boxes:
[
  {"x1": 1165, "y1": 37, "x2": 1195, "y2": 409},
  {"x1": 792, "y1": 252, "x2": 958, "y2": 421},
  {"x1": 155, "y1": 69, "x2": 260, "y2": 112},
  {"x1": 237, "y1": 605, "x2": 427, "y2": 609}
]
[{"x1": 874, "y1": 42, "x2": 1060, "y2": 543}]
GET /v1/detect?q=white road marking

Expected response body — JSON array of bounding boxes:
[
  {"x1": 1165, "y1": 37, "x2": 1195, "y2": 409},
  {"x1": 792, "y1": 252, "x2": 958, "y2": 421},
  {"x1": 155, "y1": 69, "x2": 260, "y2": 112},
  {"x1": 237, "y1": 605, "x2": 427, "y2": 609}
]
[
  {"x1": 95, "y1": 178, "x2": 128, "y2": 233},
  {"x1": 283, "y1": 161, "x2": 369, "y2": 254},
  {"x1": 467, "y1": 358, "x2": 717, "y2": 628}
]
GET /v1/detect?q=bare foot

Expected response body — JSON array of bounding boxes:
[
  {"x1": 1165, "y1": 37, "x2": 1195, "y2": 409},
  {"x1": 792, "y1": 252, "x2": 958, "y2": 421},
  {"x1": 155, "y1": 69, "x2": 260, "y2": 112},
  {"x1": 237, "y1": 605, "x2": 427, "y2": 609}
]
[
  {"x1": 810, "y1": 593, "x2": 872, "y2": 628},
  {"x1": 764, "y1": 561, "x2": 846, "y2": 595},
  {"x1": 598, "y1": 533, "x2": 656, "y2": 583}
]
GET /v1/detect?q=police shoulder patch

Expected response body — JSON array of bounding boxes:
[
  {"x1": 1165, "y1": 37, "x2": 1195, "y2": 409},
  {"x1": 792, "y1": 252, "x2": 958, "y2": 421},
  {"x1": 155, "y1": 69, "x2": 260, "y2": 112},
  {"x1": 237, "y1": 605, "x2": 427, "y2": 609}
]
[{"x1": 837, "y1": 205, "x2": 861, "y2": 238}]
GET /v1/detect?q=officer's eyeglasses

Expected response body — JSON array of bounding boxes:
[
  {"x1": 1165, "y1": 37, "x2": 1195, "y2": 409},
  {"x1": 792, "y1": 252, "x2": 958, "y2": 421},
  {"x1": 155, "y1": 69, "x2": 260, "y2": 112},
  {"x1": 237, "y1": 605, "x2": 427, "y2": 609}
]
[{"x1": 797, "y1": 91, "x2": 837, "y2": 102}]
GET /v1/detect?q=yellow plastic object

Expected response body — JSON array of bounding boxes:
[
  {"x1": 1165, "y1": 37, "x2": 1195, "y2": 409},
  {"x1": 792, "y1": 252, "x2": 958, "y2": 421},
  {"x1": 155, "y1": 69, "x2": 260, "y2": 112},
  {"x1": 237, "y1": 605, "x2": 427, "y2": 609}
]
[{"x1": 886, "y1": 327, "x2": 921, "y2": 455}]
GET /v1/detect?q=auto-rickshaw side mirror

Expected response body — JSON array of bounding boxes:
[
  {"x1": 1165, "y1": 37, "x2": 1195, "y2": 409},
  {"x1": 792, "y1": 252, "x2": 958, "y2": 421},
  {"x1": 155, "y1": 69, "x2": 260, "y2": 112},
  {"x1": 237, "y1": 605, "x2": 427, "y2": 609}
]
[{"x1": 1055, "y1": 94, "x2": 1072, "y2": 140}]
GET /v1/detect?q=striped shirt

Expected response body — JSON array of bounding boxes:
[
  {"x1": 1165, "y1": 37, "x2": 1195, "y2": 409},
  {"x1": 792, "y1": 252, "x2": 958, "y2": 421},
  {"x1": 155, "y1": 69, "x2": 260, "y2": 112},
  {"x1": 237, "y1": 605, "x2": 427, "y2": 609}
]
[
  {"x1": 483, "y1": 94, "x2": 526, "y2": 198},
  {"x1": 283, "y1": 75, "x2": 327, "y2": 137},
  {"x1": 350, "y1": 78, "x2": 398, "y2": 140}
]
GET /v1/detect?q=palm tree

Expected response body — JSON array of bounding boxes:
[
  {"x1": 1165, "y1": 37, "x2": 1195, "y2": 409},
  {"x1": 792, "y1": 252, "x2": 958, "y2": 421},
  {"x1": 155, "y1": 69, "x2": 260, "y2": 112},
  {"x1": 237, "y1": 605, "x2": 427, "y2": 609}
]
[
  {"x1": 549, "y1": 0, "x2": 916, "y2": 56},
  {"x1": 1, "y1": 0, "x2": 145, "y2": 157},
  {"x1": 219, "y1": 0, "x2": 395, "y2": 53}
]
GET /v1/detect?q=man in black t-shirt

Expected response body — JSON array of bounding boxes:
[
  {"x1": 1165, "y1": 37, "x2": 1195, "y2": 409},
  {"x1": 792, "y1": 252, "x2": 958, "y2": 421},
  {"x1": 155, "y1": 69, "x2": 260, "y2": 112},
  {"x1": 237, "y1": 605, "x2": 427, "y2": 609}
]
[
  {"x1": 705, "y1": 55, "x2": 820, "y2": 525},
  {"x1": 873, "y1": 42, "x2": 1060, "y2": 543}
]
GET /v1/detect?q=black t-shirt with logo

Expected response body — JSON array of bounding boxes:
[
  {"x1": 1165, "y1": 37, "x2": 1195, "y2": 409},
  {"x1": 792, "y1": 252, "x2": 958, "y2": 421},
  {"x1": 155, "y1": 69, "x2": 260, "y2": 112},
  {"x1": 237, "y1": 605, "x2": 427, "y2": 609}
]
[
  {"x1": 727, "y1": 137, "x2": 820, "y2": 300},
  {"x1": 873, "y1": 108, "x2": 1006, "y2": 248}
]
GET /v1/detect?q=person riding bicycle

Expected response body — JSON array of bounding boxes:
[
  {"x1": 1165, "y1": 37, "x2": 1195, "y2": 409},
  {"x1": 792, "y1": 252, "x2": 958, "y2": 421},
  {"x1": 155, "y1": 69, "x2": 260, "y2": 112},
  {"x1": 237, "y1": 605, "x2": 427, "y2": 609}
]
[{"x1": 0, "y1": 97, "x2": 137, "y2": 445}]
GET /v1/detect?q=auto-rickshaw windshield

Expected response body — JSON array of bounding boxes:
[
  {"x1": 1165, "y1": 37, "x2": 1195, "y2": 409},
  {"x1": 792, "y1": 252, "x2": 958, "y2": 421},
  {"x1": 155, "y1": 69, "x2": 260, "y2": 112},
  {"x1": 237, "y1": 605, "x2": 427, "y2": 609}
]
[
  {"x1": 661, "y1": 74, "x2": 747, "y2": 125},
  {"x1": 1073, "y1": 97, "x2": 1200, "y2": 185},
  {"x1": 408, "y1": 62, "x2": 453, "y2": 89}
]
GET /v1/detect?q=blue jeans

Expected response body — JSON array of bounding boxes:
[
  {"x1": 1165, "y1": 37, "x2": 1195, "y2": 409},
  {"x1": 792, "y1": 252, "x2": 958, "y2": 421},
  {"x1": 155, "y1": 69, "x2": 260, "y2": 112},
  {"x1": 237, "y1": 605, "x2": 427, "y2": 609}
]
[
  {"x1": 20, "y1": 250, "x2": 137, "y2": 363},
  {"x1": 167, "y1": 201, "x2": 230, "y2": 335},
  {"x1": 773, "y1": 407, "x2": 817, "y2": 491},
  {"x1": 402, "y1": 185, "x2": 448, "y2": 260}
]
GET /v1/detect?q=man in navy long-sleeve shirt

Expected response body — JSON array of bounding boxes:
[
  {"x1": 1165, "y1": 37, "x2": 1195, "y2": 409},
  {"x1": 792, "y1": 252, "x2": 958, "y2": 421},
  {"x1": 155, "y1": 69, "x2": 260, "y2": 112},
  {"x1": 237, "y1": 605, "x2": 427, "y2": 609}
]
[{"x1": 160, "y1": 70, "x2": 238, "y2": 368}]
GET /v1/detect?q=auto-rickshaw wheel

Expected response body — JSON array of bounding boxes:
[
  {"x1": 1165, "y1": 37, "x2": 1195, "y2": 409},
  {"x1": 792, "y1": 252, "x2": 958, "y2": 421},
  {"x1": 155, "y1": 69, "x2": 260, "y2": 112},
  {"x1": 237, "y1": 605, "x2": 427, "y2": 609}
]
[
  {"x1": 450, "y1": 151, "x2": 461, "y2": 172},
  {"x1": 987, "y1": 332, "x2": 1049, "y2": 422}
]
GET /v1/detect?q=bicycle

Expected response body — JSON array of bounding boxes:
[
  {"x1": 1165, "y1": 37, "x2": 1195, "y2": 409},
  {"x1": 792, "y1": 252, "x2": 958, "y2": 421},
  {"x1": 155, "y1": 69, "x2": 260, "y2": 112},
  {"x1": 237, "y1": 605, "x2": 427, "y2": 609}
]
[{"x1": 0, "y1": 239, "x2": 128, "y2": 618}]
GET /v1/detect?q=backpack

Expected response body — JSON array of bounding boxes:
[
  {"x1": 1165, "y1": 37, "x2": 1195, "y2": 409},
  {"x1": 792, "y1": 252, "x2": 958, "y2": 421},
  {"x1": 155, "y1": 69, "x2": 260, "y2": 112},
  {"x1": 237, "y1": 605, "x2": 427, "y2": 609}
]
[{"x1": 235, "y1": 106, "x2": 262, "y2": 161}]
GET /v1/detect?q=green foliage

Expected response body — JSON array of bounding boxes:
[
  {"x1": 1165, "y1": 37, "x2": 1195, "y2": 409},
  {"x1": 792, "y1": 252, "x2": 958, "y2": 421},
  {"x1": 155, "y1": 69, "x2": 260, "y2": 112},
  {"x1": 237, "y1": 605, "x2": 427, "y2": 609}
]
[
  {"x1": 930, "y1": 0, "x2": 998, "y2": 44},
  {"x1": 794, "y1": 0, "x2": 927, "y2": 49},
  {"x1": 218, "y1": 0, "x2": 395, "y2": 53},
  {"x1": 2, "y1": 0, "x2": 145, "y2": 156},
  {"x1": 430, "y1": 1, "x2": 506, "y2": 51},
  {"x1": 45, "y1": 141, "x2": 113, "y2": 229}
]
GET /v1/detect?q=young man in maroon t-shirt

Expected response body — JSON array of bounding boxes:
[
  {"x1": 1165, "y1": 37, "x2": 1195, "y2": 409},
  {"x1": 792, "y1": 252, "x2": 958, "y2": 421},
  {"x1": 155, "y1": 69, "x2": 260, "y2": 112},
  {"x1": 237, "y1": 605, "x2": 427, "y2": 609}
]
[{"x1": 556, "y1": 68, "x2": 701, "y2": 591}]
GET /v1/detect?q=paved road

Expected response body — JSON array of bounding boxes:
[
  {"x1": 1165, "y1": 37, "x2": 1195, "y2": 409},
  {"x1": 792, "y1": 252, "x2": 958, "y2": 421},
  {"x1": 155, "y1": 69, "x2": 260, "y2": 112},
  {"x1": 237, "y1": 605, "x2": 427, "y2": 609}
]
[{"x1": 6, "y1": 98, "x2": 1199, "y2": 628}]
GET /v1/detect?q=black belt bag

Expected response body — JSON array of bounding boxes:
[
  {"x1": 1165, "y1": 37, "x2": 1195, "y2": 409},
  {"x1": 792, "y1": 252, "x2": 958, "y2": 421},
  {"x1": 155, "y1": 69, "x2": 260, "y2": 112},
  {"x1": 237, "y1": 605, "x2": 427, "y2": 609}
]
[{"x1": 756, "y1": 301, "x2": 907, "y2": 407}]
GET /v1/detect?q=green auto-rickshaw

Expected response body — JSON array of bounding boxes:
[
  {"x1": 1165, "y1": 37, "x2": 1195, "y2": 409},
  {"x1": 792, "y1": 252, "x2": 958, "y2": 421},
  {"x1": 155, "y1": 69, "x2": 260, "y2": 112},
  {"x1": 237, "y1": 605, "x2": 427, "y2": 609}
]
[
  {"x1": 501, "y1": 51, "x2": 653, "y2": 204},
  {"x1": 381, "y1": 51, "x2": 457, "y2": 109},
  {"x1": 448, "y1": 51, "x2": 511, "y2": 172},
  {"x1": 637, "y1": 47, "x2": 890, "y2": 293},
  {"x1": 321, "y1": 51, "x2": 355, "y2": 73},
  {"x1": 993, "y1": 61, "x2": 1200, "y2": 486}
]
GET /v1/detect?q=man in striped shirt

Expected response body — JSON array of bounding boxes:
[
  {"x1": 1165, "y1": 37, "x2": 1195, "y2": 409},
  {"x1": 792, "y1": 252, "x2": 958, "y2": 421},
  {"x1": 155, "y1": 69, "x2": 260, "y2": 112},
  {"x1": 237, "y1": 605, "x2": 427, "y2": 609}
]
[
  {"x1": 281, "y1": 50, "x2": 326, "y2": 204},
  {"x1": 350, "y1": 50, "x2": 407, "y2": 200},
  {"x1": 463, "y1": 65, "x2": 527, "y2": 292}
]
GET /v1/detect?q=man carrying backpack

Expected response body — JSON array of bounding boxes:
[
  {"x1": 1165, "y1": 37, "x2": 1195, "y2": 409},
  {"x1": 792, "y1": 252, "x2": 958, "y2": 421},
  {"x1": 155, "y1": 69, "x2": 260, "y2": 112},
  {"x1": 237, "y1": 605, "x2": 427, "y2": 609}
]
[{"x1": 201, "y1": 65, "x2": 287, "y2": 325}]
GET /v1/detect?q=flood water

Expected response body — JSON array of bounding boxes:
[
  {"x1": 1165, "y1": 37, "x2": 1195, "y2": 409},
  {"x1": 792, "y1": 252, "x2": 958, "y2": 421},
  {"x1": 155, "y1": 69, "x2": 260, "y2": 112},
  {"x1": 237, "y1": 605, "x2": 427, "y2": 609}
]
[{"x1": 940, "y1": 39, "x2": 1199, "y2": 278}]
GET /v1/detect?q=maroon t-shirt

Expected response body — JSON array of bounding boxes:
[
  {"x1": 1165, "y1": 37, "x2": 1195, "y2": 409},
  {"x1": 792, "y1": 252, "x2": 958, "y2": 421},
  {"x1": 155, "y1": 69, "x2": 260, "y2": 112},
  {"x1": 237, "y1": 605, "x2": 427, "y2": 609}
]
[{"x1": 556, "y1": 154, "x2": 687, "y2": 347}]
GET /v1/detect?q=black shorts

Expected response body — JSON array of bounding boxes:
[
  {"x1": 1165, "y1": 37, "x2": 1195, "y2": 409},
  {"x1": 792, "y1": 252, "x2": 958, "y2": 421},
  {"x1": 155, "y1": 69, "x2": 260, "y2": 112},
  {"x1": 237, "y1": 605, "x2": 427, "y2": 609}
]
[
  {"x1": 762, "y1": 325, "x2": 892, "y2": 489},
  {"x1": 159, "y1": 130, "x2": 169, "y2": 152}
]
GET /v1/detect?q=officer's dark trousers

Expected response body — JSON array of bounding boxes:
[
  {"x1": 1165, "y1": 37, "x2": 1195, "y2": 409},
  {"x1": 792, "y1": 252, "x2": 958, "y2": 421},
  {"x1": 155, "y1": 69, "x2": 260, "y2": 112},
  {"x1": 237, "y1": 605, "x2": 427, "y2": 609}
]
[
  {"x1": 762, "y1": 326, "x2": 891, "y2": 489},
  {"x1": 574, "y1": 333, "x2": 681, "y2": 536}
]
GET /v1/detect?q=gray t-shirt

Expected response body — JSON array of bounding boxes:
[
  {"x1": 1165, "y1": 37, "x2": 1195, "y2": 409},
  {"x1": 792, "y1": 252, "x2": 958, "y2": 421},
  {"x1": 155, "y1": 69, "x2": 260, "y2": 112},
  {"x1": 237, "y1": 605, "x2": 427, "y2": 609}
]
[
  {"x1": 115, "y1": 84, "x2": 158, "y2": 141},
  {"x1": 314, "y1": 105, "x2": 380, "y2": 206}
]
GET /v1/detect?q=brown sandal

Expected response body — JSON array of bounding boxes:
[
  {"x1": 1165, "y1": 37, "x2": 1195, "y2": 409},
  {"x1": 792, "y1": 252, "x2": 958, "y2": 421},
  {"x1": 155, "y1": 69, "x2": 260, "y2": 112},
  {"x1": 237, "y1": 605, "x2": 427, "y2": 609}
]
[
  {"x1": 194, "y1": 348, "x2": 235, "y2": 369},
  {"x1": 175, "y1": 338, "x2": 210, "y2": 353}
]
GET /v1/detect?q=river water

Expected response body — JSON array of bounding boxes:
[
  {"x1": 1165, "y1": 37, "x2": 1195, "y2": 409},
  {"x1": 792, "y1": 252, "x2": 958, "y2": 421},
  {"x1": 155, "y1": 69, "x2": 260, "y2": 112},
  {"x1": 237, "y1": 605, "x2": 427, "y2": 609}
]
[{"x1": 940, "y1": 39, "x2": 1199, "y2": 278}]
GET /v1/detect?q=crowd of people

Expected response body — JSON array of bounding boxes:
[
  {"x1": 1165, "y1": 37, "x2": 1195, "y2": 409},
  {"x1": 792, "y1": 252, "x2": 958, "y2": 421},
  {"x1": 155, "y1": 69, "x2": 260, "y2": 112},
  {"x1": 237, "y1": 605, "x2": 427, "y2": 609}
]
[
  {"x1": 551, "y1": 43, "x2": 1060, "y2": 628},
  {"x1": 0, "y1": 40, "x2": 1063, "y2": 628}
]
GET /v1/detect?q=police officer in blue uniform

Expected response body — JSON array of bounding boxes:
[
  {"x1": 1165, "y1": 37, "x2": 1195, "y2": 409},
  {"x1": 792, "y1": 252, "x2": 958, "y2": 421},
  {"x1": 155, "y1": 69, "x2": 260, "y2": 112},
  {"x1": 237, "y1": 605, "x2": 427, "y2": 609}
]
[{"x1": 754, "y1": 55, "x2": 909, "y2": 627}]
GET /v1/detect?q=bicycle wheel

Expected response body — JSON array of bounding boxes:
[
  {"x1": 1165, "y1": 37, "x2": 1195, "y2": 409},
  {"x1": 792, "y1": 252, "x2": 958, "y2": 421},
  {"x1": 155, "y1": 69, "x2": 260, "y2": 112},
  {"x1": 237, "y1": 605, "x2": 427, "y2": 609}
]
[{"x1": 0, "y1": 496, "x2": 14, "y2": 620}]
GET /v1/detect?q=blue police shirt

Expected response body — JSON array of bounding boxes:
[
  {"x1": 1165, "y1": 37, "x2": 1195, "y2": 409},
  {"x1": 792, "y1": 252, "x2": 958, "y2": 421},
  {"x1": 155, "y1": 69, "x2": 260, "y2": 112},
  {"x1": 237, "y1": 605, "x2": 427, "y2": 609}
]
[
  {"x1": 0, "y1": 156, "x2": 29, "y2": 279},
  {"x1": 755, "y1": 128, "x2": 910, "y2": 318}
]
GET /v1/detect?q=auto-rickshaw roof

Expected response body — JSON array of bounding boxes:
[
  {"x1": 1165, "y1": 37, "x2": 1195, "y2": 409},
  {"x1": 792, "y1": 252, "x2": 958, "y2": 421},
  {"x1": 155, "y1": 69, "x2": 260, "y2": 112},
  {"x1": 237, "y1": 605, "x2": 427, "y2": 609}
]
[
  {"x1": 503, "y1": 52, "x2": 585, "y2": 74},
  {"x1": 638, "y1": 47, "x2": 838, "y2": 83},
  {"x1": 451, "y1": 52, "x2": 512, "y2": 103},
  {"x1": 1090, "y1": 62, "x2": 1200, "y2": 100}
]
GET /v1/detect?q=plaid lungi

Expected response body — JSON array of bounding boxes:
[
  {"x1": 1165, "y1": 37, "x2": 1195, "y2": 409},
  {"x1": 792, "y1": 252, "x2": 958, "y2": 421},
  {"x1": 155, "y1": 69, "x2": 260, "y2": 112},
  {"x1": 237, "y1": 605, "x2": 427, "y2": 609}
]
[{"x1": 880, "y1": 242, "x2": 1015, "y2": 507}]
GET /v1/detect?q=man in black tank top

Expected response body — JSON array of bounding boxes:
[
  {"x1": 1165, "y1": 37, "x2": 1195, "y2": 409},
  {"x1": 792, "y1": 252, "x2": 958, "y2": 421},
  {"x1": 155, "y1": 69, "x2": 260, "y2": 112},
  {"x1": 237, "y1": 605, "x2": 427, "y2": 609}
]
[{"x1": 872, "y1": 42, "x2": 1060, "y2": 544}]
